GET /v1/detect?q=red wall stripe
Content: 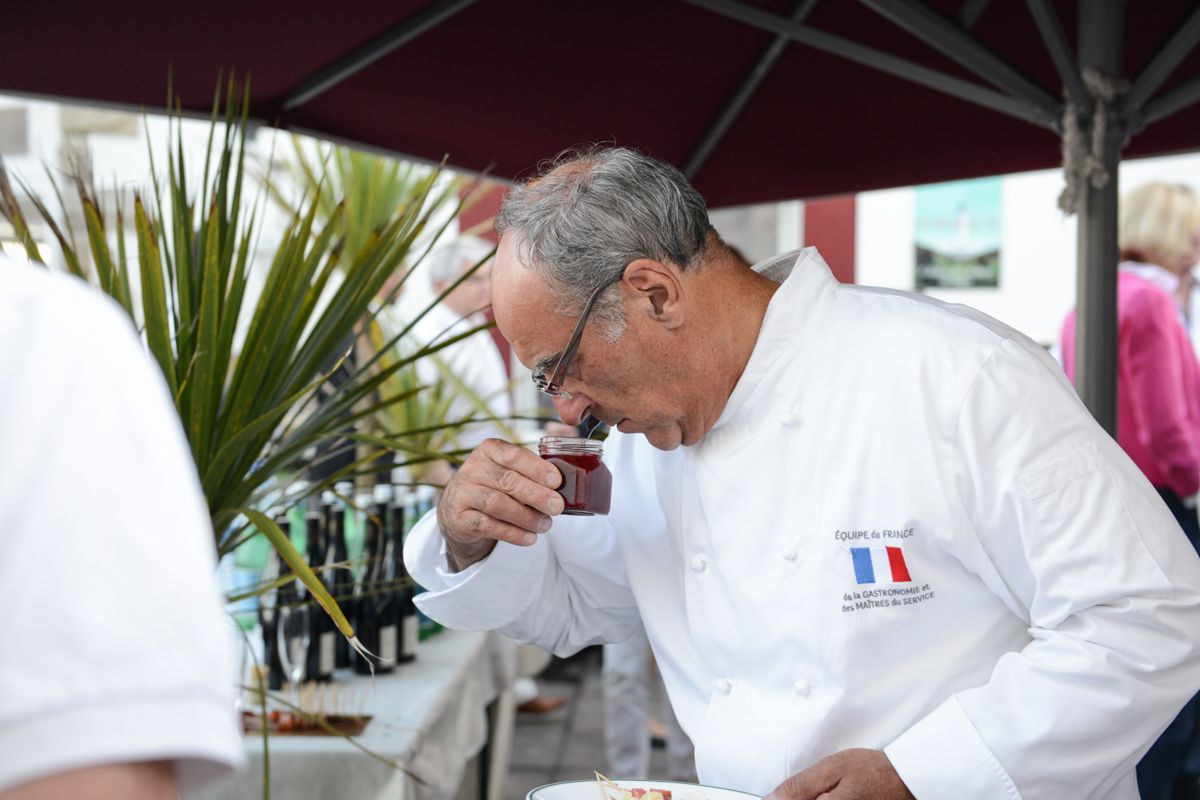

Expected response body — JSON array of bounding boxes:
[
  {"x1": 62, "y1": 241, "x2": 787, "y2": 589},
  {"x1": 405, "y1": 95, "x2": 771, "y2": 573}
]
[{"x1": 803, "y1": 195, "x2": 856, "y2": 284}]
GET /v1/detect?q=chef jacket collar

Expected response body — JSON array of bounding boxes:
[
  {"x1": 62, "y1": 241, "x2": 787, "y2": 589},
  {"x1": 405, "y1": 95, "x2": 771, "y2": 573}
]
[{"x1": 705, "y1": 247, "x2": 837, "y2": 437}]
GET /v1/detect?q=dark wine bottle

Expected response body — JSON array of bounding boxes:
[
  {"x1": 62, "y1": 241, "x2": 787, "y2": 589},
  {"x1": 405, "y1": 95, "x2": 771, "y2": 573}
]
[
  {"x1": 372, "y1": 484, "x2": 398, "y2": 672},
  {"x1": 304, "y1": 503, "x2": 335, "y2": 683},
  {"x1": 353, "y1": 492, "x2": 385, "y2": 675},
  {"x1": 389, "y1": 487, "x2": 418, "y2": 664},
  {"x1": 324, "y1": 490, "x2": 354, "y2": 670},
  {"x1": 258, "y1": 518, "x2": 286, "y2": 692}
]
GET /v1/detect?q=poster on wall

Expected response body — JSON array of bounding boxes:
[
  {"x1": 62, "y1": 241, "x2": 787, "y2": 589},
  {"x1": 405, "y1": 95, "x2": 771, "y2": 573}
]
[{"x1": 914, "y1": 177, "x2": 1002, "y2": 289}]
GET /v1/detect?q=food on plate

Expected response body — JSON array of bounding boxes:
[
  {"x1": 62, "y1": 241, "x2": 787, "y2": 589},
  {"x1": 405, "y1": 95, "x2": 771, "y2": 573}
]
[{"x1": 595, "y1": 772, "x2": 675, "y2": 800}]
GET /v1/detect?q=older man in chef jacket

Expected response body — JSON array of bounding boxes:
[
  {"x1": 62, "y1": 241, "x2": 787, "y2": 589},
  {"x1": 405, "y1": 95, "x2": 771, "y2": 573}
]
[{"x1": 404, "y1": 147, "x2": 1200, "y2": 800}]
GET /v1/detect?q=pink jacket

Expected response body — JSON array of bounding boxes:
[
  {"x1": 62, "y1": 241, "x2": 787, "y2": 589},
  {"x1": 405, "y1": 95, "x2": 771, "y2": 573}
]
[{"x1": 1061, "y1": 268, "x2": 1200, "y2": 497}]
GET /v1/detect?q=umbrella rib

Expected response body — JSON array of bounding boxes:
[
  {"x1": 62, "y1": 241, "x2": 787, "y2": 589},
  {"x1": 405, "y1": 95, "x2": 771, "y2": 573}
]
[
  {"x1": 283, "y1": 0, "x2": 480, "y2": 111},
  {"x1": 859, "y1": 0, "x2": 1060, "y2": 119},
  {"x1": 1139, "y1": 73, "x2": 1200, "y2": 129},
  {"x1": 683, "y1": 0, "x2": 822, "y2": 180},
  {"x1": 1024, "y1": 0, "x2": 1089, "y2": 110},
  {"x1": 684, "y1": 0, "x2": 1055, "y2": 129},
  {"x1": 958, "y1": 0, "x2": 992, "y2": 30},
  {"x1": 1120, "y1": 4, "x2": 1200, "y2": 121}
]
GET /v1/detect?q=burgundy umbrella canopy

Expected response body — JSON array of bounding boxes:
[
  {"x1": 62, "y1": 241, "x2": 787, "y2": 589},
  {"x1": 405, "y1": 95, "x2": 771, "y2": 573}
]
[
  {"x1": 5, "y1": 0, "x2": 1200, "y2": 429},
  {"x1": 0, "y1": 0, "x2": 1195, "y2": 204}
]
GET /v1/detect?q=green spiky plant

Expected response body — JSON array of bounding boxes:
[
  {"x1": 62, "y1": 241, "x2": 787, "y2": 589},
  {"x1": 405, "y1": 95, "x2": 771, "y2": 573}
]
[
  {"x1": 266, "y1": 138, "x2": 519, "y2": 481},
  {"x1": 0, "y1": 81, "x2": 482, "y2": 658}
]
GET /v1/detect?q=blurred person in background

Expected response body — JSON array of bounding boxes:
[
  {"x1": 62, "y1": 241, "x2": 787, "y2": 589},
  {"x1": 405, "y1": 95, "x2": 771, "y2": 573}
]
[
  {"x1": 416, "y1": 236, "x2": 566, "y2": 714},
  {"x1": 410, "y1": 235, "x2": 513, "y2": 456},
  {"x1": 1062, "y1": 182, "x2": 1200, "y2": 540},
  {"x1": 554, "y1": 415, "x2": 697, "y2": 779},
  {"x1": 604, "y1": 623, "x2": 696, "y2": 781},
  {"x1": 1060, "y1": 180, "x2": 1200, "y2": 800},
  {"x1": 0, "y1": 255, "x2": 242, "y2": 798}
]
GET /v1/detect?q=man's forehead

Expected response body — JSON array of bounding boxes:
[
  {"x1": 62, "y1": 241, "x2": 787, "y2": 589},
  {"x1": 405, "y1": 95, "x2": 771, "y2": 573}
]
[
  {"x1": 491, "y1": 237, "x2": 571, "y2": 365},
  {"x1": 492, "y1": 237, "x2": 547, "y2": 315}
]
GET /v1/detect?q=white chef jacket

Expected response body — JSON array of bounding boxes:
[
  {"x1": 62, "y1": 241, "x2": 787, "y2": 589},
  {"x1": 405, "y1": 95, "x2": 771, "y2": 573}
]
[
  {"x1": 0, "y1": 258, "x2": 242, "y2": 792},
  {"x1": 405, "y1": 248, "x2": 1200, "y2": 800}
]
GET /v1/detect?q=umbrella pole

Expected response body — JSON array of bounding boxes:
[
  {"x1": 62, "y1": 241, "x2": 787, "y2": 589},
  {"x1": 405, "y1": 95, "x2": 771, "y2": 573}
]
[{"x1": 1073, "y1": 0, "x2": 1122, "y2": 437}]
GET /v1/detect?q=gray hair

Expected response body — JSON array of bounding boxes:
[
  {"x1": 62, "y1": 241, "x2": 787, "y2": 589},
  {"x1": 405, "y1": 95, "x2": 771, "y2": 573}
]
[
  {"x1": 496, "y1": 146, "x2": 711, "y2": 340},
  {"x1": 426, "y1": 234, "x2": 495, "y2": 288}
]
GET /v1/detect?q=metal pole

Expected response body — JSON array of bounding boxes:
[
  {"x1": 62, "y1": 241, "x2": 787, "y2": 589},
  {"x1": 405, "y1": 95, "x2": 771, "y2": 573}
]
[{"x1": 1074, "y1": 0, "x2": 1122, "y2": 435}]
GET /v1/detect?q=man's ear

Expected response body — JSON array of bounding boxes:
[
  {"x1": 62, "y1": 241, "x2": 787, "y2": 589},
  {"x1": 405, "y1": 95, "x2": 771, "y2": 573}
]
[{"x1": 623, "y1": 259, "x2": 685, "y2": 329}]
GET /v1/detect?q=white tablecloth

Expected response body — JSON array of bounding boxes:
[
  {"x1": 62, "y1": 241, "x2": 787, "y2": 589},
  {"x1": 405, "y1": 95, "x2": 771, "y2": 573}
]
[{"x1": 190, "y1": 629, "x2": 518, "y2": 800}]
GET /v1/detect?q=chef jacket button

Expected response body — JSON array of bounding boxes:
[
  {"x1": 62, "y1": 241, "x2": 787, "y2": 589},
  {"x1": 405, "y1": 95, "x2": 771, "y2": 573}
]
[
  {"x1": 793, "y1": 680, "x2": 810, "y2": 697},
  {"x1": 782, "y1": 545, "x2": 799, "y2": 562},
  {"x1": 779, "y1": 411, "x2": 800, "y2": 427},
  {"x1": 691, "y1": 553, "x2": 708, "y2": 573},
  {"x1": 714, "y1": 678, "x2": 732, "y2": 694}
]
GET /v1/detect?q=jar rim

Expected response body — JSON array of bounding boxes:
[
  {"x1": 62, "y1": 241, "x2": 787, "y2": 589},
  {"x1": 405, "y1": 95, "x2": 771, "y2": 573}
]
[{"x1": 538, "y1": 435, "x2": 604, "y2": 455}]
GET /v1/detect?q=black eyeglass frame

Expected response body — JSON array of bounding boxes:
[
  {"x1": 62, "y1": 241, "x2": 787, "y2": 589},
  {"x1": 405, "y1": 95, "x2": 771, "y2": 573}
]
[{"x1": 532, "y1": 274, "x2": 622, "y2": 398}]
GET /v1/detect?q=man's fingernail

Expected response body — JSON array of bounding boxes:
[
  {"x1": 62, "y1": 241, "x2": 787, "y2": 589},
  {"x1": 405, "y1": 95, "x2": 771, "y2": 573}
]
[
  {"x1": 523, "y1": 533, "x2": 537, "y2": 545},
  {"x1": 546, "y1": 472, "x2": 559, "y2": 486},
  {"x1": 537, "y1": 517, "x2": 552, "y2": 533}
]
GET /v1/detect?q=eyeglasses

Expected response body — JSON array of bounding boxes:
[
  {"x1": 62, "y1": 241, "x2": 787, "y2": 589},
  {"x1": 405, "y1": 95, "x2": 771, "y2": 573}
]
[{"x1": 532, "y1": 275, "x2": 621, "y2": 398}]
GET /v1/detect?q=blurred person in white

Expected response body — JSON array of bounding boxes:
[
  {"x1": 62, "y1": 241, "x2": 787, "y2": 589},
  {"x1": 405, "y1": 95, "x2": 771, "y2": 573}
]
[
  {"x1": 410, "y1": 235, "x2": 513, "y2": 453},
  {"x1": 604, "y1": 625, "x2": 696, "y2": 781},
  {"x1": 407, "y1": 147, "x2": 1200, "y2": 800},
  {"x1": 0, "y1": 256, "x2": 242, "y2": 798},
  {"x1": 410, "y1": 236, "x2": 569, "y2": 714}
]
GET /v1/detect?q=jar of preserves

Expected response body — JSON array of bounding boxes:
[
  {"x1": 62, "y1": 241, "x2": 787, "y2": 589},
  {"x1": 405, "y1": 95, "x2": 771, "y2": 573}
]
[{"x1": 538, "y1": 436, "x2": 612, "y2": 516}]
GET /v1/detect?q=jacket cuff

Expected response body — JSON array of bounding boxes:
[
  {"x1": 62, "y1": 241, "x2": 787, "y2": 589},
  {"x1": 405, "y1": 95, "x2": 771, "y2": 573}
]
[
  {"x1": 884, "y1": 696, "x2": 1021, "y2": 800},
  {"x1": 412, "y1": 531, "x2": 549, "y2": 631}
]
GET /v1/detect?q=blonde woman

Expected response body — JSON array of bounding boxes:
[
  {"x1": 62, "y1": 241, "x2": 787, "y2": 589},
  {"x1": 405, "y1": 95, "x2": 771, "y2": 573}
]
[{"x1": 1064, "y1": 182, "x2": 1200, "y2": 534}]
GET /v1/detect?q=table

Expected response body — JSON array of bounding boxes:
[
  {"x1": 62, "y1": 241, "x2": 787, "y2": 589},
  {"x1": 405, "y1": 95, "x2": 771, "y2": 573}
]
[{"x1": 189, "y1": 629, "x2": 517, "y2": 800}]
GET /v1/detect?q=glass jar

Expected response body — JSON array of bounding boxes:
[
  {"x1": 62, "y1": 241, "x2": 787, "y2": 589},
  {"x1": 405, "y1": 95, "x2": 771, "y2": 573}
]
[{"x1": 538, "y1": 436, "x2": 612, "y2": 516}]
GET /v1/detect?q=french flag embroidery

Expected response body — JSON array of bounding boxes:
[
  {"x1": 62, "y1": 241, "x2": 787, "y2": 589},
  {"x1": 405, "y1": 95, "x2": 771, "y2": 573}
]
[{"x1": 851, "y1": 546, "x2": 913, "y2": 585}]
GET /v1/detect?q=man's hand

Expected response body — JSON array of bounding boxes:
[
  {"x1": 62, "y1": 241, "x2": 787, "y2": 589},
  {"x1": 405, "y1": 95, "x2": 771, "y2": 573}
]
[
  {"x1": 764, "y1": 749, "x2": 914, "y2": 800},
  {"x1": 438, "y1": 438, "x2": 565, "y2": 570}
]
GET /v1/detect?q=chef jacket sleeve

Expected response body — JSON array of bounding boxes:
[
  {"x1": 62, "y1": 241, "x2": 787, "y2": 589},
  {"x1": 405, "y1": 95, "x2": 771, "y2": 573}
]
[
  {"x1": 885, "y1": 337, "x2": 1200, "y2": 800},
  {"x1": 403, "y1": 504, "x2": 642, "y2": 657}
]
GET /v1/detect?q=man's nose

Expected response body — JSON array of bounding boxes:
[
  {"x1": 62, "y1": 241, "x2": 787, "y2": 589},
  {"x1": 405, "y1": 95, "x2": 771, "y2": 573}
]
[{"x1": 552, "y1": 393, "x2": 591, "y2": 427}]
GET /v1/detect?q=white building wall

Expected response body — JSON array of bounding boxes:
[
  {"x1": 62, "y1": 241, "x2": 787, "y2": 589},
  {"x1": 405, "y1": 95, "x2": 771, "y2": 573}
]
[{"x1": 856, "y1": 152, "x2": 1200, "y2": 346}]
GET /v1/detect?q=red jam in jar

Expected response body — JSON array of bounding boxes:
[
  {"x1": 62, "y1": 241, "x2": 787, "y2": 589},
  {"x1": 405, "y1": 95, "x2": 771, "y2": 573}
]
[{"x1": 538, "y1": 436, "x2": 612, "y2": 516}]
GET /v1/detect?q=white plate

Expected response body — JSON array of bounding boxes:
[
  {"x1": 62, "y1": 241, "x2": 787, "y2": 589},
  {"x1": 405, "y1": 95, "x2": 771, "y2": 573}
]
[{"x1": 527, "y1": 779, "x2": 760, "y2": 800}]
